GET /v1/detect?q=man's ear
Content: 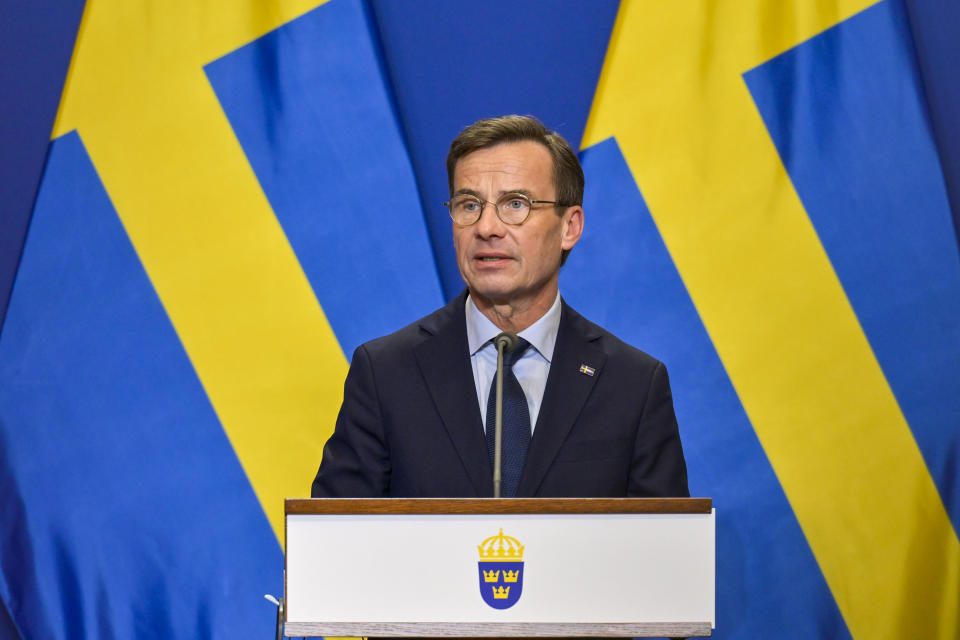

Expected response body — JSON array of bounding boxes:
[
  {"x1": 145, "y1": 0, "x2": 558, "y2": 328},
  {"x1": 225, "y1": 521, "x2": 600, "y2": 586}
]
[{"x1": 561, "y1": 206, "x2": 584, "y2": 251}]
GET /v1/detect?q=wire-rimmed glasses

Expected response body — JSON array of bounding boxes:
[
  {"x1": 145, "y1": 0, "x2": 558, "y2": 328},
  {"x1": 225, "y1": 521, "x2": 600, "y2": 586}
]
[{"x1": 443, "y1": 193, "x2": 571, "y2": 226}]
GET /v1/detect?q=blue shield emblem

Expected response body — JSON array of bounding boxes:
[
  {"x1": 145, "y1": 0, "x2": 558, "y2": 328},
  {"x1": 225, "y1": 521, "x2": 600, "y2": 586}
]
[{"x1": 477, "y1": 529, "x2": 524, "y2": 609}]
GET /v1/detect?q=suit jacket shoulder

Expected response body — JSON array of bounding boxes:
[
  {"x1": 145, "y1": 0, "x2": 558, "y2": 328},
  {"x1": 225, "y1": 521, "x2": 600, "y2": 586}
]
[
  {"x1": 518, "y1": 299, "x2": 688, "y2": 497},
  {"x1": 312, "y1": 291, "x2": 493, "y2": 497},
  {"x1": 359, "y1": 289, "x2": 468, "y2": 364}
]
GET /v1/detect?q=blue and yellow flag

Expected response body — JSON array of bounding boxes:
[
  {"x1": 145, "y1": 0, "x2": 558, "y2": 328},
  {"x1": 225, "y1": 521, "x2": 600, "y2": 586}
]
[{"x1": 1, "y1": 1, "x2": 958, "y2": 638}]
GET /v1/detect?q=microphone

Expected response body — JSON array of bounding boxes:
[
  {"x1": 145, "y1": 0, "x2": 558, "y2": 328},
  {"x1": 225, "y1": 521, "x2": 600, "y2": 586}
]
[
  {"x1": 492, "y1": 332, "x2": 518, "y2": 498},
  {"x1": 494, "y1": 332, "x2": 518, "y2": 355}
]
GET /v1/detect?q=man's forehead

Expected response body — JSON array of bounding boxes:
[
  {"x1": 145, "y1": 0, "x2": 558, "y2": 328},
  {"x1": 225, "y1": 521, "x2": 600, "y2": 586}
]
[{"x1": 453, "y1": 140, "x2": 553, "y2": 186}]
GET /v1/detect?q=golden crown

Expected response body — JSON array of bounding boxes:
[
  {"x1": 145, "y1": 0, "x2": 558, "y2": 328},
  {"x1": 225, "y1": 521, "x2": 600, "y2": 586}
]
[
  {"x1": 492, "y1": 585, "x2": 511, "y2": 599},
  {"x1": 482, "y1": 569, "x2": 500, "y2": 582},
  {"x1": 478, "y1": 528, "x2": 524, "y2": 561}
]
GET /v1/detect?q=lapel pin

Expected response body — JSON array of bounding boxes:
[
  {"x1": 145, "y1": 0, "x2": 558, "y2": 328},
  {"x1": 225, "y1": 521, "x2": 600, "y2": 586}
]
[{"x1": 578, "y1": 364, "x2": 596, "y2": 376}]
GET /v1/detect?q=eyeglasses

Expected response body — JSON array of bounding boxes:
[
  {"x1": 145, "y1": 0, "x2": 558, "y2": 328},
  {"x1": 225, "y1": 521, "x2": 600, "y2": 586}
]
[{"x1": 442, "y1": 193, "x2": 571, "y2": 226}]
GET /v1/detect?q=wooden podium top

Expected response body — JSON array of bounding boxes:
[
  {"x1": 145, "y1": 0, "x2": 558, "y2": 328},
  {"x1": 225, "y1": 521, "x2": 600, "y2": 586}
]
[{"x1": 286, "y1": 496, "x2": 711, "y2": 515}]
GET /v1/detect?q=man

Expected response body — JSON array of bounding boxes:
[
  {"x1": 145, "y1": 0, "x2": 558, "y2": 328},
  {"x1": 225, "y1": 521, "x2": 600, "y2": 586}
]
[{"x1": 312, "y1": 115, "x2": 687, "y2": 498}]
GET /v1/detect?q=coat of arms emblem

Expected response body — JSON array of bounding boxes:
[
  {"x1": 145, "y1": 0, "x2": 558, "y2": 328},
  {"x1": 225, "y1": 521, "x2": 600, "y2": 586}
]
[{"x1": 477, "y1": 528, "x2": 524, "y2": 609}]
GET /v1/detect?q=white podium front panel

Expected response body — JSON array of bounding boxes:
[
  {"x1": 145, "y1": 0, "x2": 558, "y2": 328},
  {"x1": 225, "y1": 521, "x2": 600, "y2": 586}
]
[{"x1": 286, "y1": 510, "x2": 714, "y2": 630}]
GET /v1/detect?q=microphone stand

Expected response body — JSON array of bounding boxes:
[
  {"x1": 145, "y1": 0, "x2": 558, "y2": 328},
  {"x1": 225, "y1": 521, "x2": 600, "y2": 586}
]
[{"x1": 492, "y1": 332, "x2": 517, "y2": 498}]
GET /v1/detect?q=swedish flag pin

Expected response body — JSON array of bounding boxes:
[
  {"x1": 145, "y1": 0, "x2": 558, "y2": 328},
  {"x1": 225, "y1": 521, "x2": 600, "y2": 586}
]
[{"x1": 579, "y1": 364, "x2": 596, "y2": 376}]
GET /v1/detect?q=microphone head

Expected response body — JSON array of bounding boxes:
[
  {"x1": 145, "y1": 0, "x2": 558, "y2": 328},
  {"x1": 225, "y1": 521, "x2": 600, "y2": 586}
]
[{"x1": 494, "y1": 332, "x2": 519, "y2": 353}]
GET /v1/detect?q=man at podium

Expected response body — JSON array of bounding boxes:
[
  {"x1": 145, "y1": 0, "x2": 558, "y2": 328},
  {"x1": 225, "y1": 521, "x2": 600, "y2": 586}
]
[{"x1": 312, "y1": 115, "x2": 688, "y2": 500}]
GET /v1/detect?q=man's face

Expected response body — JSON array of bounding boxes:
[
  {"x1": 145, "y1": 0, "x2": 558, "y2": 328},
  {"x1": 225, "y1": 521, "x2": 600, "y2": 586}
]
[{"x1": 452, "y1": 141, "x2": 583, "y2": 311}]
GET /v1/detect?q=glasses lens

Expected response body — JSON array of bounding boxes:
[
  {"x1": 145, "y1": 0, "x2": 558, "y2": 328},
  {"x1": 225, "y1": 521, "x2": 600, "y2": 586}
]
[
  {"x1": 450, "y1": 196, "x2": 482, "y2": 225},
  {"x1": 496, "y1": 194, "x2": 531, "y2": 224}
]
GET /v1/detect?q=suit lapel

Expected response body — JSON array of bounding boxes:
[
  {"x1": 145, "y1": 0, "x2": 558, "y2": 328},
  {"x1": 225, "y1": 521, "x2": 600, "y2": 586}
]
[
  {"x1": 414, "y1": 292, "x2": 492, "y2": 496},
  {"x1": 517, "y1": 301, "x2": 606, "y2": 496}
]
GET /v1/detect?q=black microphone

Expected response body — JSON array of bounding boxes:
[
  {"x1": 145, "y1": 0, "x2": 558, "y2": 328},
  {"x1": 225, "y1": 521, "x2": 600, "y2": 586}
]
[{"x1": 492, "y1": 332, "x2": 518, "y2": 498}]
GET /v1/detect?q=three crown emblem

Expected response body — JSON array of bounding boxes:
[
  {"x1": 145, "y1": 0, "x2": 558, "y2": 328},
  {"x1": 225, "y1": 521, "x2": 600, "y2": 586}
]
[{"x1": 477, "y1": 528, "x2": 525, "y2": 609}]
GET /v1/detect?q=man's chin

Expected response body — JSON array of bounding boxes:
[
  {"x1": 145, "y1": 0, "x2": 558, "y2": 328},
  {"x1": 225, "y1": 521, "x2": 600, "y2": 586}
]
[{"x1": 466, "y1": 283, "x2": 517, "y2": 307}]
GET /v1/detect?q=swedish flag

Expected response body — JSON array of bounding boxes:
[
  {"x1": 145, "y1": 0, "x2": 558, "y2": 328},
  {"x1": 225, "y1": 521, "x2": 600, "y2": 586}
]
[{"x1": 1, "y1": 1, "x2": 958, "y2": 638}]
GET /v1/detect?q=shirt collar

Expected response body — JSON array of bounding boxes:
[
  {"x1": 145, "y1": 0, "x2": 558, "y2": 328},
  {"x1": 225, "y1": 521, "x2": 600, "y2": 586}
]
[{"x1": 465, "y1": 292, "x2": 562, "y2": 362}]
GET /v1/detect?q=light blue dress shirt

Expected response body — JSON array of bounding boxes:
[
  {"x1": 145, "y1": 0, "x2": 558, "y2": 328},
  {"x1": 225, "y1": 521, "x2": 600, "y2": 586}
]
[{"x1": 466, "y1": 292, "x2": 562, "y2": 433}]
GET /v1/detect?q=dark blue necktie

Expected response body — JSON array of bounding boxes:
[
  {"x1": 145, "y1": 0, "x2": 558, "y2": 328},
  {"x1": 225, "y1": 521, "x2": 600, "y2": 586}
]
[{"x1": 486, "y1": 337, "x2": 532, "y2": 497}]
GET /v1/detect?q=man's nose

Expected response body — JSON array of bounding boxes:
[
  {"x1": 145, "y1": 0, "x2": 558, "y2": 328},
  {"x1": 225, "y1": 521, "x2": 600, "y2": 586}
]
[{"x1": 474, "y1": 201, "x2": 506, "y2": 236}]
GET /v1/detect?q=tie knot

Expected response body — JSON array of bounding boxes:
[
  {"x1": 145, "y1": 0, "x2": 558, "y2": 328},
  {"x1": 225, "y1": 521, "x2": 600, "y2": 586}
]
[{"x1": 502, "y1": 337, "x2": 531, "y2": 367}]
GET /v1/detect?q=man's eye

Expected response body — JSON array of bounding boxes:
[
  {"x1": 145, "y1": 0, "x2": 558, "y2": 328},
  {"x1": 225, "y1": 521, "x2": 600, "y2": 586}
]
[
  {"x1": 505, "y1": 198, "x2": 526, "y2": 210},
  {"x1": 459, "y1": 200, "x2": 481, "y2": 212}
]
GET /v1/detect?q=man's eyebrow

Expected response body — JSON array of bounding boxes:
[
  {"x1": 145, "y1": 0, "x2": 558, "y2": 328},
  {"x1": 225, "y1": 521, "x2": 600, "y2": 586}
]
[
  {"x1": 497, "y1": 189, "x2": 533, "y2": 198},
  {"x1": 451, "y1": 188, "x2": 534, "y2": 198}
]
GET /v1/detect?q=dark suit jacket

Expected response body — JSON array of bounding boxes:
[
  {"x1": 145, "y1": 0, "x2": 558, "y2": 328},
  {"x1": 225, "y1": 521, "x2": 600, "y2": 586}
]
[{"x1": 312, "y1": 291, "x2": 688, "y2": 498}]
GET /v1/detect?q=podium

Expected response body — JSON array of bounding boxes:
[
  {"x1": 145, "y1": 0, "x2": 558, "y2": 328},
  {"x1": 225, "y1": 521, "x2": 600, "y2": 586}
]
[{"x1": 284, "y1": 498, "x2": 715, "y2": 638}]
